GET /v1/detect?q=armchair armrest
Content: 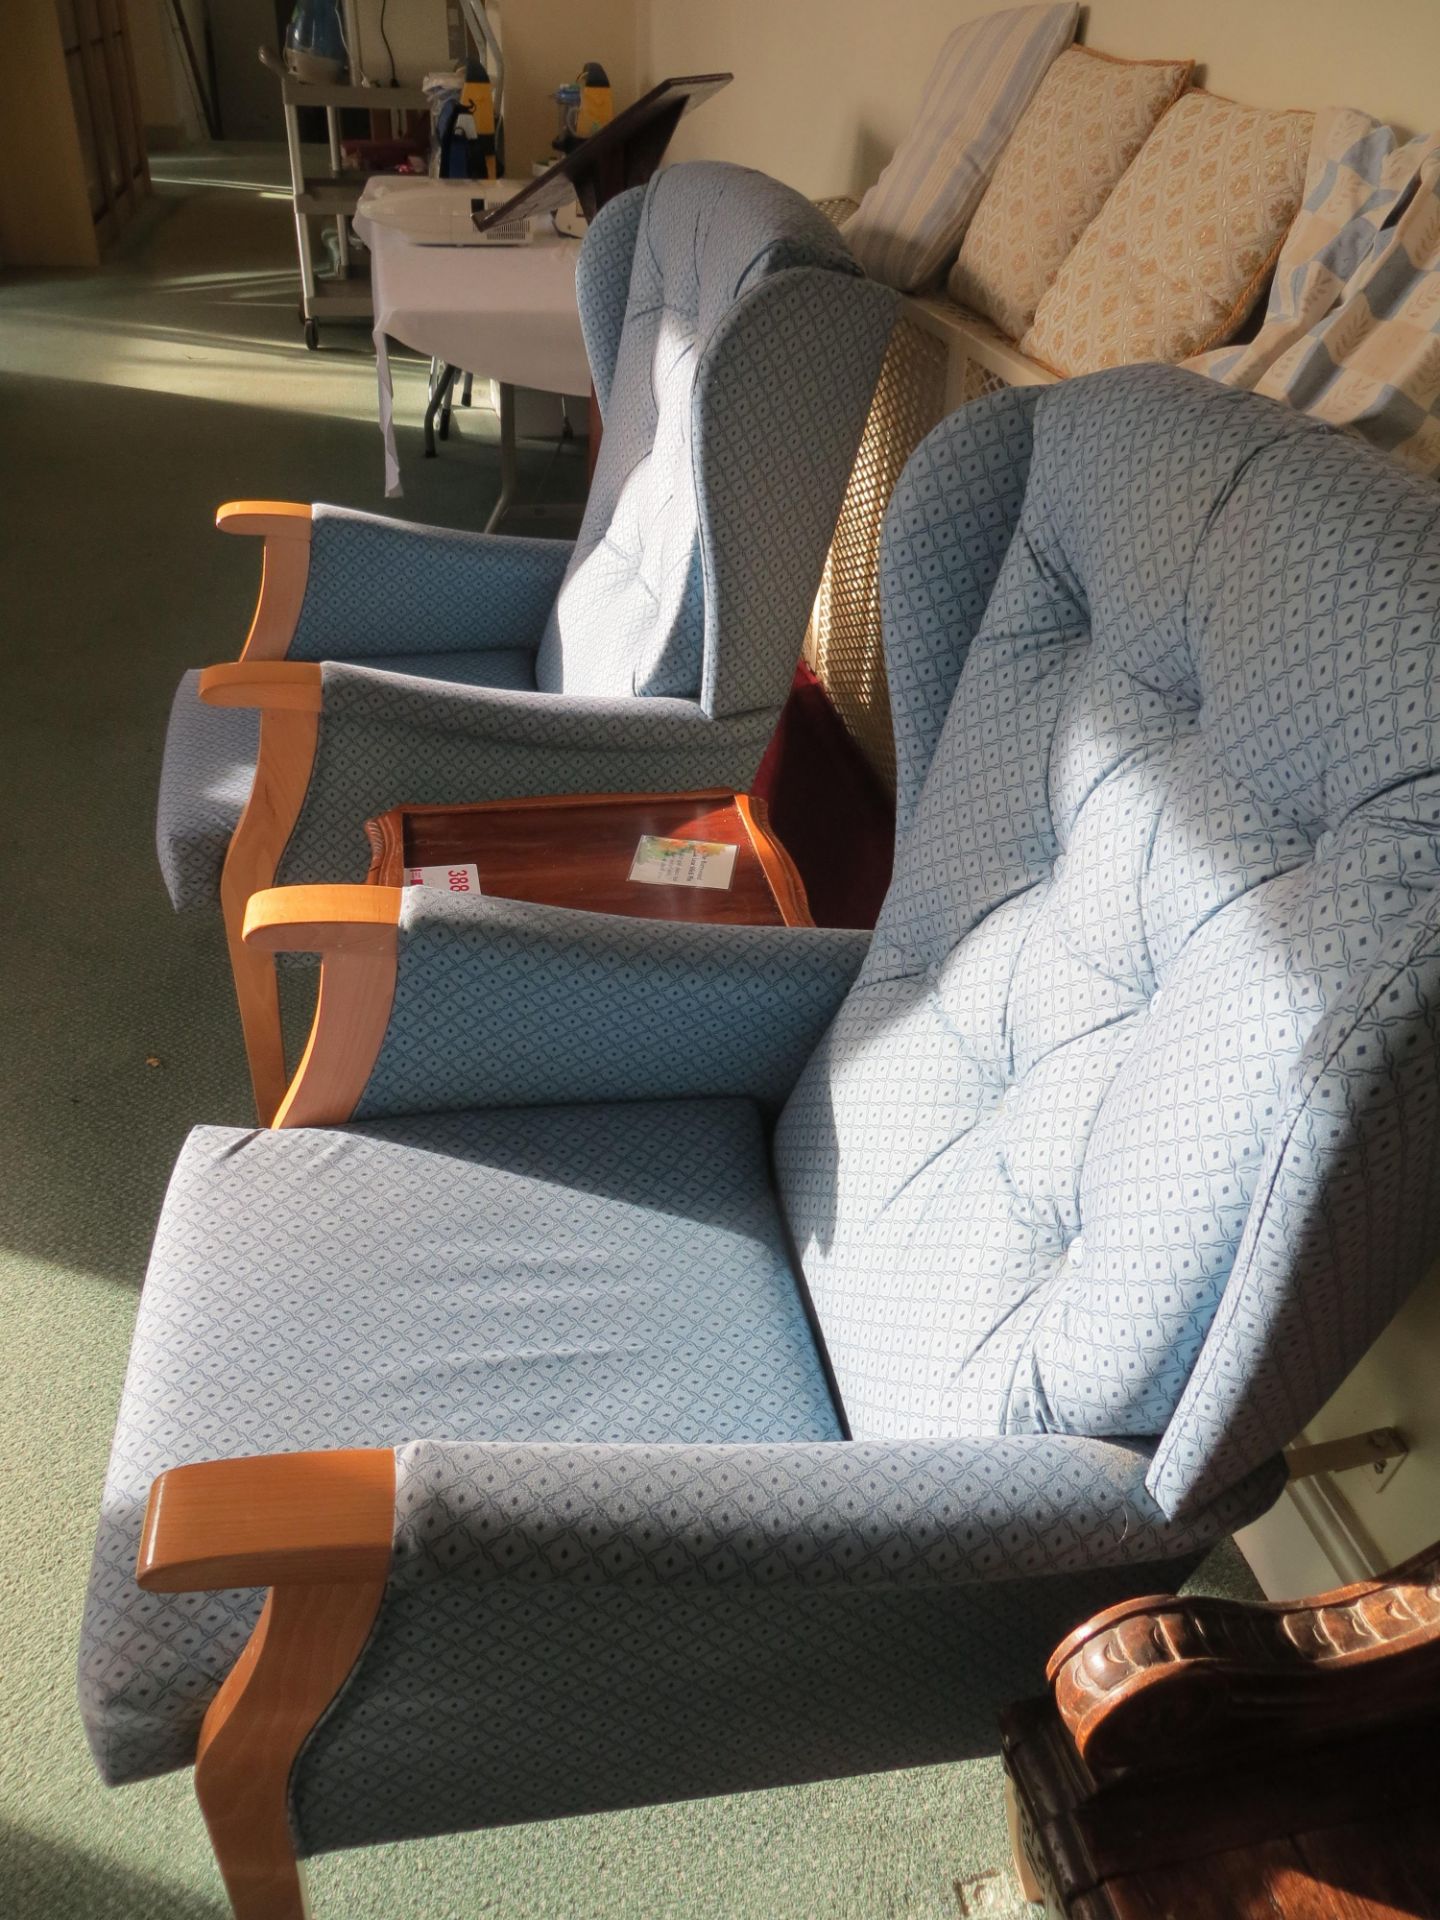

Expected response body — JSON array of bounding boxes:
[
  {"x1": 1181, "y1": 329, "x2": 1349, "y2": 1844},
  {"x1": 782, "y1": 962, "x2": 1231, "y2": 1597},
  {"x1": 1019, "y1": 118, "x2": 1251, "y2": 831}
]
[
  {"x1": 214, "y1": 500, "x2": 574, "y2": 668},
  {"x1": 245, "y1": 883, "x2": 869, "y2": 1126},
  {"x1": 137, "y1": 1449, "x2": 394, "y2": 1592},
  {"x1": 285, "y1": 506, "x2": 573, "y2": 663},
  {"x1": 388, "y1": 1435, "x2": 1285, "y2": 1596}
]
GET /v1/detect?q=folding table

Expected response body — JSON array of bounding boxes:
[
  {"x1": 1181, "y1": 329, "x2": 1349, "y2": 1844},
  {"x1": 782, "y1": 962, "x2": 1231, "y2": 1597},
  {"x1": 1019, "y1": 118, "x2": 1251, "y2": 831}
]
[{"x1": 352, "y1": 177, "x2": 590, "y2": 507}]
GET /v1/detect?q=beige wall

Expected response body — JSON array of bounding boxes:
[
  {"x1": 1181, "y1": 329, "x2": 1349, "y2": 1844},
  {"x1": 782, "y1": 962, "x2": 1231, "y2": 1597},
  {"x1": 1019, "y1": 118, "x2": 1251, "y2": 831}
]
[
  {"x1": 638, "y1": 0, "x2": 1440, "y2": 196},
  {"x1": 498, "y1": 0, "x2": 639, "y2": 176}
]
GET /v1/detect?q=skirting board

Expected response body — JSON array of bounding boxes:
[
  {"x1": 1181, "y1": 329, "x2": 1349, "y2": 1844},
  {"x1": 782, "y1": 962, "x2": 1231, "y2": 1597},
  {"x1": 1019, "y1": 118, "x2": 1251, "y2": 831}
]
[{"x1": 1237, "y1": 1468, "x2": 1387, "y2": 1599}]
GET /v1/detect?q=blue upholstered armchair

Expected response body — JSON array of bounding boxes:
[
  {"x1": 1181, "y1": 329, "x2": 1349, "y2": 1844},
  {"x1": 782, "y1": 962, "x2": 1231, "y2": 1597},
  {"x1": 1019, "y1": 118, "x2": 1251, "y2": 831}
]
[
  {"x1": 154, "y1": 161, "x2": 897, "y2": 1117},
  {"x1": 85, "y1": 366, "x2": 1440, "y2": 1919}
]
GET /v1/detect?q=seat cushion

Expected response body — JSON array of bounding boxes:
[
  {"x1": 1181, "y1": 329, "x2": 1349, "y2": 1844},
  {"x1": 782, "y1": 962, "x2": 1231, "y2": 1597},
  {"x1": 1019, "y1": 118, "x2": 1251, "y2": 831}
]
[
  {"x1": 155, "y1": 649, "x2": 539, "y2": 911},
  {"x1": 80, "y1": 1098, "x2": 838, "y2": 1786}
]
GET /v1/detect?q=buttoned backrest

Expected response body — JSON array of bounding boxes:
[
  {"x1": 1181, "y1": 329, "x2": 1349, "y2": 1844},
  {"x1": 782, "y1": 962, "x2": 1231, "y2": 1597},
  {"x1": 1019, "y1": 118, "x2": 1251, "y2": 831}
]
[
  {"x1": 777, "y1": 365, "x2": 1440, "y2": 1519},
  {"x1": 534, "y1": 162, "x2": 896, "y2": 714}
]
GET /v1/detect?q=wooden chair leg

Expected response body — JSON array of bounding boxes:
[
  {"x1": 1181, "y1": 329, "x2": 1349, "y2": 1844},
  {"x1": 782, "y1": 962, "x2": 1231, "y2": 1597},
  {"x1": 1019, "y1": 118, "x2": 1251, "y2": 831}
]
[
  {"x1": 194, "y1": 1578, "x2": 386, "y2": 1920},
  {"x1": 218, "y1": 706, "x2": 320, "y2": 1123}
]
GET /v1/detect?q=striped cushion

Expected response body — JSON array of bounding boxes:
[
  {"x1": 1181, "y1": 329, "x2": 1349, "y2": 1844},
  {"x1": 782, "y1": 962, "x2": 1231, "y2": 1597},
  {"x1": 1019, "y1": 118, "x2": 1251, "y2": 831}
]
[{"x1": 841, "y1": 5, "x2": 1078, "y2": 294}]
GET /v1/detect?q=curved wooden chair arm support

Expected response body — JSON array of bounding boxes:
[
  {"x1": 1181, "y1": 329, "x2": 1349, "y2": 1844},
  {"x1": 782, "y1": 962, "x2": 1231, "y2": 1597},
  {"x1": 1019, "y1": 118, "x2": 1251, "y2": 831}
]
[
  {"x1": 216, "y1": 500, "x2": 314, "y2": 539},
  {"x1": 243, "y1": 887, "x2": 402, "y2": 1130},
  {"x1": 243, "y1": 884, "x2": 403, "y2": 954},
  {"x1": 138, "y1": 1448, "x2": 395, "y2": 1592},
  {"x1": 1047, "y1": 1537, "x2": 1440, "y2": 1775},
  {"x1": 216, "y1": 503, "x2": 313, "y2": 664},
  {"x1": 199, "y1": 660, "x2": 323, "y2": 711},
  {"x1": 139, "y1": 1446, "x2": 393, "y2": 1920}
]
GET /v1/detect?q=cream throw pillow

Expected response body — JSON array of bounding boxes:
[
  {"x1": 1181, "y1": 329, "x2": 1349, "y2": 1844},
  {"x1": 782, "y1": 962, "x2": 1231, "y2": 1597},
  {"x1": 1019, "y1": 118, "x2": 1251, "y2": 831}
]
[
  {"x1": 842, "y1": 4, "x2": 1078, "y2": 294},
  {"x1": 1021, "y1": 90, "x2": 1314, "y2": 375},
  {"x1": 948, "y1": 46, "x2": 1193, "y2": 341}
]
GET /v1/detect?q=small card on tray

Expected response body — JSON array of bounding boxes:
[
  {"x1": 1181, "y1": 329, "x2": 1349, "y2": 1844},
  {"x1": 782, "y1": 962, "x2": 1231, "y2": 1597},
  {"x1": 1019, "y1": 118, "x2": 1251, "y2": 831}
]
[
  {"x1": 628, "y1": 836, "x2": 737, "y2": 890},
  {"x1": 406, "y1": 863, "x2": 482, "y2": 893}
]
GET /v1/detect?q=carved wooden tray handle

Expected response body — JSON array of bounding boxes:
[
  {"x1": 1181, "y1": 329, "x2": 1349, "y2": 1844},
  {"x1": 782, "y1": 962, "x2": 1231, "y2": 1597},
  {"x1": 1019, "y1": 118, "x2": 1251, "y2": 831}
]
[{"x1": 1048, "y1": 1539, "x2": 1440, "y2": 1774}]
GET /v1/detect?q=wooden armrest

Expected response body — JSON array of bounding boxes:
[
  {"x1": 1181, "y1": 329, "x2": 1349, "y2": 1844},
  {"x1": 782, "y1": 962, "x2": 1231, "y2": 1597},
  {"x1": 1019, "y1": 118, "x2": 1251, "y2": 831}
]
[
  {"x1": 1047, "y1": 1537, "x2": 1440, "y2": 1774},
  {"x1": 216, "y1": 500, "x2": 313, "y2": 541},
  {"x1": 137, "y1": 1448, "x2": 395, "y2": 1591},
  {"x1": 199, "y1": 660, "x2": 323, "y2": 711},
  {"x1": 242, "y1": 886, "x2": 402, "y2": 1129},
  {"x1": 243, "y1": 884, "x2": 403, "y2": 955}
]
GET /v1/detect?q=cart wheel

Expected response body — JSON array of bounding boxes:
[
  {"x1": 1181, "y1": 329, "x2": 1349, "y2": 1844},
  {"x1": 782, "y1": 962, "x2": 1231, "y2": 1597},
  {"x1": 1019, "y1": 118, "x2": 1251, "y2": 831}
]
[{"x1": 304, "y1": 320, "x2": 319, "y2": 351}]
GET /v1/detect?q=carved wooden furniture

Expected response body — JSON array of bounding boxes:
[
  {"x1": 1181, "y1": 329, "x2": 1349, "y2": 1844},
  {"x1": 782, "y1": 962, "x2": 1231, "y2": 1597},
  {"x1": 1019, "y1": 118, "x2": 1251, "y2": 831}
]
[
  {"x1": 363, "y1": 789, "x2": 811, "y2": 928},
  {"x1": 1002, "y1": 1541, "x2": 1440, "y2": 1917}
]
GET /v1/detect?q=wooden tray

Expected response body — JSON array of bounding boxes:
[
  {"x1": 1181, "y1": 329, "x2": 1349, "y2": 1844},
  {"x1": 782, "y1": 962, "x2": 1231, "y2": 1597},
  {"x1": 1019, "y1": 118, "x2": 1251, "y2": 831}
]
[{"x1": 363, "y1": 789, "x2": 813, "y2": 928}]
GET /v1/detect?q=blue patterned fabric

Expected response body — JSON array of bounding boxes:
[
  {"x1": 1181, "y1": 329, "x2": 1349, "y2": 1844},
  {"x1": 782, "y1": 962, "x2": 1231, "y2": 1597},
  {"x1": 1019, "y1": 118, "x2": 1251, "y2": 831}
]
[
  {"x1": 290, "y1": 1430, "x2": 1268, "y2": 1852},
  {"x1": 293, "y1": 1554, "x2": 1199, "y2": 1854},
  {"x1": 276, "y1": 677, "x2": 779, "y2": 886},
  {"x1": 155, "y1": 670, "x2": 259, "y2": 913},
  {"x1": 575, "y1": 185, "x2": 644, "y2": 417},
  {"x1": 157, "y1": 163, "x2": 894, "y2": 905},
  {"x1": 353, "y1": 891, "x2": 871, "y2": 1119},
  {"x1": 777, "y1": 366, "x2": 1440, "y2": 1522},
  {"x1": 155, "y1": 649, "x2": 541, "y2": 910},
  {"x1": 880, "y1": 387, "x2": 1040, "y2": 839},
  {"x1": 286, "y1": 510, "x2": 572, "y2": 663},
  {"x1": 79, "y1": 1099, "x2": 837, "y2": 1786},
  {"x1": 534, "y1": 162, "x2": 895, "y2": 704},
  {"x1": 102, "y1": 363, "x2": 1440, "y2": 1858}
]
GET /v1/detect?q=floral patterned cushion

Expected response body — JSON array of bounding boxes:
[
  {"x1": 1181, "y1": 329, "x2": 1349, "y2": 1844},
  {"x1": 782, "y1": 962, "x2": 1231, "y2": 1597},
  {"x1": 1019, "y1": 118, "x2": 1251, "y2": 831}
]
[
  {"x1": 948, "y1": 45, "x2": 1192, "y2": 342},
  {"x1": 1020, "y1": 89, "x2": 1313, "y2": 375}
]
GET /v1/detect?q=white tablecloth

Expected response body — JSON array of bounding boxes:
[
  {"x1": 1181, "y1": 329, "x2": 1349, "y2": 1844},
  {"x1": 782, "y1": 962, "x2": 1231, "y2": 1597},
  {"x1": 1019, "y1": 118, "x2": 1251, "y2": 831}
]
[{"x1": 354, "y1": 178, "x2": 590, "y2": 496}]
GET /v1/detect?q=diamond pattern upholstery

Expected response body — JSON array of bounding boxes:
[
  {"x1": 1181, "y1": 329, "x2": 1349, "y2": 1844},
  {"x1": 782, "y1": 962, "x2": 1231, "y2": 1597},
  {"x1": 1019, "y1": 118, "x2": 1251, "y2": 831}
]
[
  {"x1": 91, "y1": 364, "x2": 1440, "y2": 1858},
  {"x1": 354, "y1": 890, "x2": 871, "y2": 1119},
  {"x1": 155, "y1": 162, "x2": 896, "y2": 910},
  {"x1": 79, "y1": 1099, "x2": 838, "y2": 1785},
  {"x1": 778, "y1": 366, "x2": 1440, "y2": 1519},
  {"x1": 155, "y1": 670, "x2": 258, "y2": 914},
  {"x1": 535, "y1": 162, "x2": 882, "y2": 702}
]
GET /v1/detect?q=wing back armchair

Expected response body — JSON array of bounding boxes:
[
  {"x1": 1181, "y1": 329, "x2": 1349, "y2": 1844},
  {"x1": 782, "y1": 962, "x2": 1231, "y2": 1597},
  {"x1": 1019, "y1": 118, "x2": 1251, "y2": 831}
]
[
  {"x1": 155, "y1": 160, "x2": 897, "y2": 1118},
  {"x1": 85, "y1": 366, "x2": 1440, "y2": 1919}
]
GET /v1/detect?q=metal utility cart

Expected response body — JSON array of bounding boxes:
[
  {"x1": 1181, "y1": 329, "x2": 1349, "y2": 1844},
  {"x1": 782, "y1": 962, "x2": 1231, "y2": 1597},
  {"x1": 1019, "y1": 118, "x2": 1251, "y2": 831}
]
[{"x1": 260, "y1": 46, "x2": 429, "y2": 349}]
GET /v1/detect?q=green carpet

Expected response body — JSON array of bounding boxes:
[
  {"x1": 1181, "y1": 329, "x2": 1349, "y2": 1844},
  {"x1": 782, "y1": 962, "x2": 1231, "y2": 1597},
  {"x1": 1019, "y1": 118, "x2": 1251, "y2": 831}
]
[{"x1": 0, "y1": 149, "x2": 1256, "y2": 1920}]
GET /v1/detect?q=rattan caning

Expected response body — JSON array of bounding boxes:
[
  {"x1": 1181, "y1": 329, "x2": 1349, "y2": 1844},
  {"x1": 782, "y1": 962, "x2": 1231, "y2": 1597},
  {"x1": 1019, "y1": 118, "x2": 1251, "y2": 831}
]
[
  {"x1": 809, "y1": 199, "x2": 1057, "y2": 790},
  {"x1": 805, "y1": 315, "x2": 949, "y2": 791}
]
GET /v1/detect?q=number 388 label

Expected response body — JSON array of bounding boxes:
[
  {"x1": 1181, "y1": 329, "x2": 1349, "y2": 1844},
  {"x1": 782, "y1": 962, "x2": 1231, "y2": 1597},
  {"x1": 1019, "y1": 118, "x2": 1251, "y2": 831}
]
[{"x1": 406, "y1": 863, "x2": 482, "y2": 894}]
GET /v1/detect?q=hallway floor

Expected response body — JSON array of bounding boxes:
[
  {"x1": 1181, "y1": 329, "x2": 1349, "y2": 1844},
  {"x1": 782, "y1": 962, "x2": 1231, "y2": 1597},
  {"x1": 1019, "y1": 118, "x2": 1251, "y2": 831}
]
[{"x1": 0, "y1": 150, "x2": 1244, "y2": 1920}]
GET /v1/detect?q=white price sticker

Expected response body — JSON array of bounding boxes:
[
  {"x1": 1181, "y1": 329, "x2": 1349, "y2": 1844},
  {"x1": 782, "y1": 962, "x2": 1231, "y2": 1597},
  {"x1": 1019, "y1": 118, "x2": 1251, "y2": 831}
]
[{"x1": 406, "y1": 863, "x2": 482, "y2": 894}]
